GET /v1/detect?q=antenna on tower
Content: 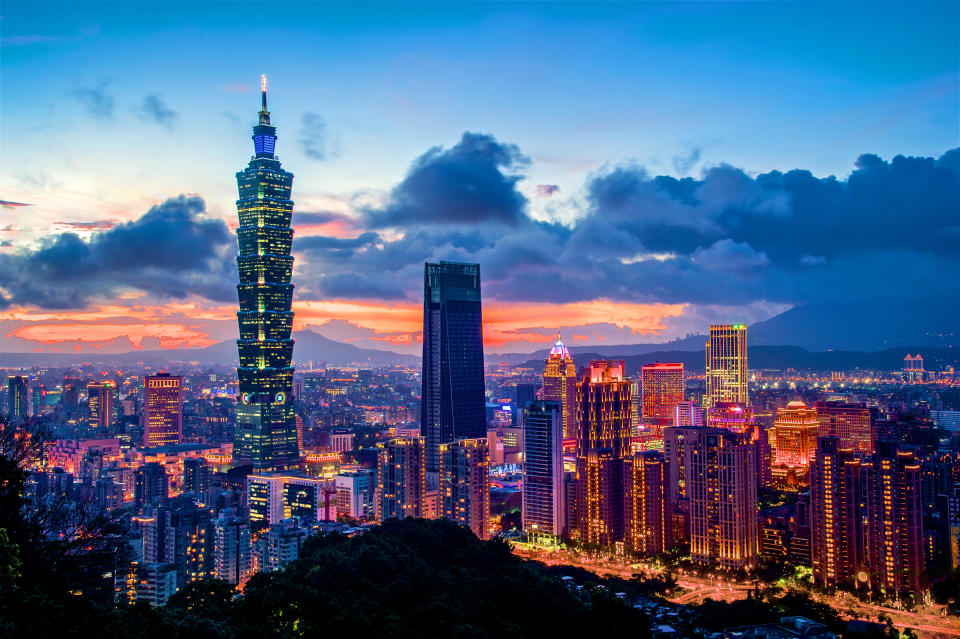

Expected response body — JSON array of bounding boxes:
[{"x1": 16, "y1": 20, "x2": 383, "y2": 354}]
[{"x1": 261, "y1": 74, "x2": 268, "y2": 111}]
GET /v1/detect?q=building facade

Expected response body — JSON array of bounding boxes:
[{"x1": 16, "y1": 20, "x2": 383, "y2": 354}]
[
  {"x1": 421, "y1": 261, "x2": 486, "y2": 472},
  {"x1": 376, "y1": 437, "x2": 427, "y2": 522},
  {"x1": 815, "y1": 400, "x2": 873, "y2": 454},
  {"x1": 640, "y1": 362, "x2": 684, "y2": 432},
  {"x1": 233, "y1": 77, "x2": 299, "y2": 472},
  {"x1": 704, "y1": 324, "x2": 748, "y2": 410},
  {"x1": 439, "y1": 438, "x2": 490, "y2": 539},
  {"x1": 624, "y1": 450, "x2": 672, "y2": 556},
  {"x1": 522, "y1": 401, "x2": 566, "y2": 540},
  {"x1": 542, "y1": 336, "x2": 577, "y2": 440},
  {"x1": 143, "y1": 373, "x2": 183, "y2": 448},
  {"x1": 87, "y1": 381, "x2": 116, "y2": 431},
  {"x1": 6, "y1": 375, "x2": 28, "y2": 424}
]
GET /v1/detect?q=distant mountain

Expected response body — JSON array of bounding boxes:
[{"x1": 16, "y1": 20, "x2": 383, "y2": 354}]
[
  {"x1": 0, "y1": 329, "x2": 419, "y2": 368},
  {"x1": 749, "y1": 299, "x2": 959, "y2": 351},
  {"x1": 491, "y1": 334, "x2": 708, "y2": 365}
]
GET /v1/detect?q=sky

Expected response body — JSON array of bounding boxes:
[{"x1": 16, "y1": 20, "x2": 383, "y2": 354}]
[{"x1": 1, "y1": 1, "x2": 958, "y2": 355}]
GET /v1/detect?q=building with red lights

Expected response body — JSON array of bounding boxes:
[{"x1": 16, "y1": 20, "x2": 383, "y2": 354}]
[
  {"x1": 815, "y1": 400, "x2": 873, "y2": 454},
  {"x1": 771, "y1": 401, "x2": 819, "y2": 490},
  {"x1": 641, "y1": 362, "x2": 683, "y2": 433},
  {"x1": 543, "y1": 335, "x2": 577, "y2": 440}
]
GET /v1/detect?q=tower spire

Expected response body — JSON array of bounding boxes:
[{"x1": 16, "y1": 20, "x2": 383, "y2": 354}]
[{"x1": 259, "y1": 74, "x2": 271, "y2": 125}]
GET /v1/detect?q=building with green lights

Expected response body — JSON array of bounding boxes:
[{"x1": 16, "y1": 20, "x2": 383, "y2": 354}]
[{"x1": 233, "y1": 77, "x2": 299, "y2": 472}]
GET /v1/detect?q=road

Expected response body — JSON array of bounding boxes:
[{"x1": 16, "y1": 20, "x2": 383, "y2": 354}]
[{"x1": 510, "y1": 545, "x2": 960, "y2": 638}]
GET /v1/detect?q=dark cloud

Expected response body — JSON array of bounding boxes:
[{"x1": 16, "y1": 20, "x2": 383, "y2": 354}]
[
  {"x1": 0, "y1": 196, "x2": 235, "y2": 309},
  {"x1": 139, "y1": 95, "x2": 178, "y2": 128},
  {"x1": 364, "y1": 132, "x2": 530, "y2": 228},
  {"x1": 72, "y1": 80, "x2": 114, "y2": 120},
  {"x1": 298, "y1": 112, "x2": 330, "y2": 160}
]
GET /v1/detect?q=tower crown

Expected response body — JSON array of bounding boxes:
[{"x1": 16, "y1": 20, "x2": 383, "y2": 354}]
[{"x1": 253, "y1": 74, "x2": 277, "y2": 158}]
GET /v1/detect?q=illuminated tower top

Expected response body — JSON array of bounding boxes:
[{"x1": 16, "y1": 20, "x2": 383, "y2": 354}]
[
  {"x1": 253, "y1": 74, "x2": 277, "y2": 158},
  {"x1": 549, "y1": 335, "x2": 571, "y2": 359}
]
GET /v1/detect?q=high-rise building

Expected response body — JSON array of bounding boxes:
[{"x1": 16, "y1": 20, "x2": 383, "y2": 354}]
[
  {"x1": 641, "y1": 363, "x2": 684, "y2": 432},
  {"x1": 624, "y1": 451, "x2": 672, "y2": 556},
  {"x1": 183, "y1": 457, "x2": 211, "y2": 496},
  {"x1": 6, "y1": 375, "x2": 28, "y2": 424},
  {"x1": 771, "y1": 401, "x2": 820, "y2": 490},
  {"x1": 334, "y1": 469, "x2": 376, "y2": 522},
  {"x1": 421, "y1": 261, "x2": 486, "y2": 472},
  {"x1": 542, "y1": 336, "x2": 577, "y2": 440},
  {"x1": 674, "y1": 400, "x2": 704, "y2": 428},
  {"x1": 247, "y1": 473, "x2": 332, "y2": 529},
  {"x1": 134, "y1": 462, "x2": 169, "y2": 510},
  {"x1": 136, "y1": 563, "x2": 178, "y2": 607},
  {"x1": 376, "y1": 437, "x2": 426, "y2": 522},
  {"x1": 254, "y1": 518, "x2": 307, "y2": 573},
  {"x1": 439, "y1": 438, "x2": 490, "y2": 539},
  {"x1": 87, "y1": 381, "x2": 116, "y2": 431},
  {"x1": 815, "y1": 400, "x2": 873, "y2": 454},
  {"x1": 233, "y1": 76, "x2": 299, "y2": 472},
  {"x1": 513, "y1": 383, "x2": 536, "y2": 426},
  {"x1": 522, "y1": 401, "x2": 566, "y2": 540},
  {"x1": 704, "y1": 324, "x2": 748, "y2": 410},
  {"x1": 688, "y1": 428, "x2": 759, "y2": 569},
  {"x1": 578, "y1": 447, "x2": 623, "y2": 545},
  {"x1": 141, "y1": 495, "x2": 213, "y2": 587},
  {"x1": 143, "y1": 373, "x2": 183, "y2": 448},
  {"x1": 212, "y1": 508, "x2": 251, "y2": 585}
]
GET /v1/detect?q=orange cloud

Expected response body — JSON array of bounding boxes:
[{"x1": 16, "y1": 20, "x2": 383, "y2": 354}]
[{"x1": 12, "y1": 323, "x2": 215, "y2": 349}]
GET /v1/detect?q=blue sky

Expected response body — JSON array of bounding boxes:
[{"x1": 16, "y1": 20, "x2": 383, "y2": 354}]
[{"x1": 0, "y1": 2, "x2": 957, "y2": 354}]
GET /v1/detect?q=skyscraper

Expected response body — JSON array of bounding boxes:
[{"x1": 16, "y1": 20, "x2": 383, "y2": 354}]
[
  {"x1": 641, "y1": 362, "x2": 684, "y2": 432},
  {"x1": 143, "y1": 373, "x2": 183, "y2": 448},
  {"x1": 704, "y1": 324, "x2": 748, "y2": 410},
  {"x1": 213, "y1": 508, "x2": 251, "y2": 585},
  {"x1": 542, "y1": 336, "x2": 577, "y2": 440},
  {"x1": 376, "y1": 436, "x2": 427, "y2": 522},
  {"x1": 624, "y1": 450, "x2": 672, "y2": 556},
  {"x1": 439, "y1": 438, "x2": 490, "y2": 539},
  {"x1": 522, "y1": 401, "x2": 566, "y2": 540},
  {"x1": 87, "y1": 381, "x2": 116, "y2": 431},
  {"x1": 6, "y1": 375, "x2": 28, "y2": 424},
  {"x1": 234, "y1": 76, "x2": 299, "y2": 472},
  {"x1": 771, "y1": 400, "x2": 819, "y2": 490},
  {"x1": 688, "y1": 428, "x2": 759, "y2": 569},
  {"x1": 421, "y1": 261, "x2": 485, "y2": 472},
  {"x1": 579, "y1": 447, "x2": 623, "y2": 545}
]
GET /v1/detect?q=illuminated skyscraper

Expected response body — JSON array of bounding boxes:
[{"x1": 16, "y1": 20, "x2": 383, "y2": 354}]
[
  {"x1": 234, "y1": 76, "x2": 299, "y2": 472},
  {"x1": 376, "y1": 437, "x2": 426, "y2": 522},
  {"x1": 815, "y1": 400, "x2": 873, "y2": 454},
  {"x1": 624, "y1": 451, "x2": 672, "y2": 556},
  {"x1": 143, "y1": 373, "x2": 183, "y2": 448},
  {"x1": 6, "y1": 375, "x2": 28, "y2": 424},
  {"x1": 575, "y1": 361, "x2": 632, "y2": 545},
  {"x1": 522, "y1": 401, "x2": 566, "y2": 540},
  {"x1": 439, "y1": 438, "x2": 490, "y2": 539},
  {"x1": 771, "y1": 401, "x2": 819, "y2": 490},
  {"x1": 641, "y1": 362, "x2": 684, "y2": 432},
  {"x1": 213, "y1": 508, "x2": 251, "y2": 585},
  {"x1": 704, "y1": 324, "x2": 748, "y2": 410},
  {"x1": 421, "y1": 261, "x2": 486, "y2": 472},
  {"x1": 688, "y1": 428, "x2": 759, "y2": 569},
  {"x1": 86, "y1": 382, "x2": 116, "y2": 431},
  {"x1": 543, "y1": 336, "x2": 577, "y2": 440}
]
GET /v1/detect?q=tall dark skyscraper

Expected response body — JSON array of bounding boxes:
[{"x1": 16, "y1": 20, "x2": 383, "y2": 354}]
[
  {"x1": 6, "y1": 375, "x2": 28, "y2": 424},
  {"x1": 233, "y1": 76, "x2": 299, "y2": 472},
  {"x1": 421, "y1": 261, "x2": 486, "y2": 472}
]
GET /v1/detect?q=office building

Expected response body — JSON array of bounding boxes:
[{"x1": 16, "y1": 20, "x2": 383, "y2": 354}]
[
  {"x1": 87, "y1": 381, "x2": 117, "y2": 431},
  {"x1": 134, "y1": 462, "x2": 169, "y2": 510},
  {"x1": 234, "y1": 76, "x2": 300, "y2": 472},
  {"x1": 136, "y1": 563, "x2": 178, "y2": 607},
  {"x1": 704, "y1": 324, "x2": 748, "y2": 410},
  {"x1": 6, "y1": 375, "x2": 28, "y2": 424},
  {"x1": 640, "y1": 362, "x2": 684, "y2": 432},
  {"x1": 675, "y1": 400, "x2": 704, "y2": 428},
  {"x1": 183, "y1": 456, "x2": 211, "y2": 496},
  {"x1": 247, "y1": 473, "x2": 332, "y2": 529},
  {"x1": 771, "y1": 401, "x2": 820, "y2": 490},
  {"x1": 254, "y1": 518, "x2": 307, "y2": 573},
  {"x1": 141, "y1": 496, "x2": 213, "y2": 587},
  {"x1": 439, "y1": 438, "x2": 490, "y2": 539},
  {"x1": 815, "y1": 401, "x2": 873, "y2": 454},
  {"x1": 543, "y1": 336, "x2": 577, "y2": 439},
  {"x1": 522, "y1": 401, "x2": 566, "y2": 540},
  {"x1": 688, "y1": 428, "x2": 759, "y2": 569},
  {"x1": 421, "y1": 261, "x2": 486, "y2": 472},
  {"x1": 578, "y1": 447, "x2": 623, "y2": 545},
  {"x1": 213, "y1": 508, "x2": 251, "y2": 585},
  {"x1": 376, "y1": 437, "x2": 426, "y2": 522},
  {"x1": 334, "y1": 469, "x2": 376, "y2": 522},
  {"x1": 143, "y1": 373, "x2": 183, "y2": 447},
  {"x1": 624, "y1": 451, "x2": 671, "y2": 556},
  {"x1": 513, "y1": 383, "x2": 536, "y2": 426}
]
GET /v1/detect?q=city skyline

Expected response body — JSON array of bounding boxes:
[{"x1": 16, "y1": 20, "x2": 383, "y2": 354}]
[{"x1": 1, "y1": 2, "x2": 958, "y2": 355}]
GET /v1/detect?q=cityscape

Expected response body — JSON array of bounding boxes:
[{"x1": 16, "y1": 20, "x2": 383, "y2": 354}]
[{"x1": 2, "y1": 2, "x2": 959, "y2": 638}]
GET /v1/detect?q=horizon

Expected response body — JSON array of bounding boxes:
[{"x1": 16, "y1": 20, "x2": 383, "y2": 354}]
[{"x1": 1, "y1": 1, "x2": 958, "y2": 356}]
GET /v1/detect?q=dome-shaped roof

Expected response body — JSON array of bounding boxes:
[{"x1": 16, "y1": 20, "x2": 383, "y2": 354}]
[
  {"x1": 549, "y1": 335, "x2": 571, "y2": 359},
  {"x1": 786, "y1": 400, "x2": 807, "y2": 408}
]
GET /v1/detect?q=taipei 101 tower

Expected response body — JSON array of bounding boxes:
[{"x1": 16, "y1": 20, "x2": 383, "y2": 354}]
[{"x1": 233, "y1": 76, "x2": 299, "y2": 472}]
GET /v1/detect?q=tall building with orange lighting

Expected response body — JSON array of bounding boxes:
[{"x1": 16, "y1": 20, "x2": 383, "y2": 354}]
[
  {"x1": 815, "y1": 400, "x2": 873, "y2": 454},
  {"x1": 641, "y1": 363, "x2": 683, "y2": 433},
  {"x1": 87, "y1": 382, "x2": 116, "y2": 431},
  {"x1": 704, "y1": 324, "x2": 748, "y2": 411},
  {"x1": 143, "y1": 373, "x2": 183, "y2": 448},
  {"x1": 624, "y1": 450, "x2": 671, "y2": 556},
  {"x1": 771, "y1": 401, "x2": 819, "y2": 490},
  {"x1": 575, "y1": 361, "x2": 632, "y2": 545},
  {"x1": 376, "y1": 437, "x2": 426, "y2": 522},
  {"x1": 688, "y1": 428, "x2": 759, "y2": 569},
  {"x1": 542, "y1": 336, "x2": 577, "y2": 440},
  {"x1": 439, "y1": 437, "x2": 490, "y2": 540}
]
